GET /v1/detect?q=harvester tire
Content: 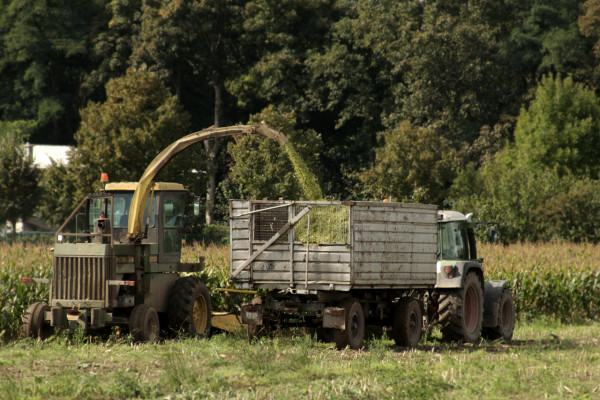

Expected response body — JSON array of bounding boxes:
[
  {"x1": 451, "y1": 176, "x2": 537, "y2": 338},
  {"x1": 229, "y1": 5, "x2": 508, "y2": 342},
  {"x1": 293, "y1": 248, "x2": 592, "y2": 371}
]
[
  {"x1": 129, "y1": 304, "x2": 160, "y2": 342},
  {"x1": 482, "y1": 288, "x2": 515, "y2": 340},
  {"x1": 438, "y1": 271, "x2": 483, "y2": 342},
  {"x1": 168, "y1": 276, "x2": 212, "y2": 337},
  {"x1": 334, "y1": 299, "x2": 365, "y2": 350},
  {"x1": 392, "y1": 297, "x2": 423, "y2": 347},
  {"x1": 22, "y1": 302, "x2": 52, "y2": 340}
]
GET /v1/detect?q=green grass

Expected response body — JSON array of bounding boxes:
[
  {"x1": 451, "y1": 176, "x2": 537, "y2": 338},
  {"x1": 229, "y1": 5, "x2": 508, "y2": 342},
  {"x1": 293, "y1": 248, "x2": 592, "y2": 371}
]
[{"x1": 1, "y1": 320, "x2": 599, "y2": 399}]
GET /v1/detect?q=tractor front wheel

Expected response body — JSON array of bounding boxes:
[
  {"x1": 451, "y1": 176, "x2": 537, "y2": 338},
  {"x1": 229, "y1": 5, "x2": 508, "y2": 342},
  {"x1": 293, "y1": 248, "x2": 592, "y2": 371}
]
[
  {"x1": 22, "y1": 302, "x2": 52, "y2": 340},
  {"x1": 168, "y1": 276, "x2": 212, "y2": 337},
  {"x1": 129, "y1": 304, "x2": 160, "y2": 342}
]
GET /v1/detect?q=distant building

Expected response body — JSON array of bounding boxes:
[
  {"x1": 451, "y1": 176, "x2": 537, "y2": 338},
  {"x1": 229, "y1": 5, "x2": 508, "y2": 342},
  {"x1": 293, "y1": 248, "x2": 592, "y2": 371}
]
[{"x1": 23, "y1": 143, "x2": 71, "y2": 168}]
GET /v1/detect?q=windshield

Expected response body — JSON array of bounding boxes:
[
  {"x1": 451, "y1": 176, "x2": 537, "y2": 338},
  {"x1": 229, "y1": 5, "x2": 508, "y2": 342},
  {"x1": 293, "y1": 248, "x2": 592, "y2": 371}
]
[
  {"x1": 113, "y1": 193, "x2": 156, "y2": 229},
  {"x1": 438, "y1": 222, "x2": 469, "y2": 260}
]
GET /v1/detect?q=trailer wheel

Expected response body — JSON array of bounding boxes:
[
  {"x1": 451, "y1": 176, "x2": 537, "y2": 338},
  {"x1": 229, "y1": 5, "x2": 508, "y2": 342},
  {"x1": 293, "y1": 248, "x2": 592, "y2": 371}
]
[
  {"x1": 483, "y1": 288, "x2": 515, "y2": 340},
  {"x1": 22, "y1": 302, "x2": 52, "y2": 340},
  {"x1": 438, "y1": 271, "x2": 483, "y2": 342},
  {"x1": 129, "y1": 304, "x2": 160, "y2": 342},
  {"x1": 168, "y1": 276, "x2": 212, "y2": 337},
  {"x1": 334, "y1": 299, "x2": 365, "y2": 350},
  {"x1": 392, "y1": 298, "x2": 423, "y2": 347}
]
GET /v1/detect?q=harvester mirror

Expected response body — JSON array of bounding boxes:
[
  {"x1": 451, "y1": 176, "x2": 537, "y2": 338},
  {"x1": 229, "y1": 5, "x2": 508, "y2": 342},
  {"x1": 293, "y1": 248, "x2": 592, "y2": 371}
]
[{"x1": 487, "y1": 226, "x2": 499, "y2": 243}]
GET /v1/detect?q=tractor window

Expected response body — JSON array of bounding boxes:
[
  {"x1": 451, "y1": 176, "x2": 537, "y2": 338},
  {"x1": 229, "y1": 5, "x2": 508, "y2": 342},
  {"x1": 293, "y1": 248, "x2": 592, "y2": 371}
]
[
  {"x1": 163, "y1": 195, "x2": 184, "y2": 254},
  {"x1": 113, "y1": 194, "x2": 156, "y2": 228},
  {"x1": 438, "y1": 222, "x2": 469, "y2": 260}
]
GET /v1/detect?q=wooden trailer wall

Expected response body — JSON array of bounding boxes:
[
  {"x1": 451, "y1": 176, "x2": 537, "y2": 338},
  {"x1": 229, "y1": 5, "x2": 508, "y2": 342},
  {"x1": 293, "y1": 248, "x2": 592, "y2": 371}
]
[{"x1": 229, "y1": 200, "x2": 438, "y2": 291}]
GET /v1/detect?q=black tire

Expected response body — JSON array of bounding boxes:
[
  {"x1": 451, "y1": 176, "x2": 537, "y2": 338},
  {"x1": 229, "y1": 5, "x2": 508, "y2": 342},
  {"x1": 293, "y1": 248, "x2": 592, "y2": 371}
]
[
  {"x1": 129, "y1": 304, "x2": 160, "y2": 342},
  {"x1": 22, "y1": 302, "x2": 52, "y2": 340},
  {"x1": 483, "y1": 288, "x2": 515, "y2": 340},
  {"x1": 438, "y1": 271, "x2": 483, "y2": 342},
  {"x1": 168, "y1": 276, "x2": 212, "y2": 337},
  {"x1": 392, "y1": 297, "x2": 423, "y2": 347},
  {"x1": 334, "y1": 299, "x2": 365, "y2": 350}
]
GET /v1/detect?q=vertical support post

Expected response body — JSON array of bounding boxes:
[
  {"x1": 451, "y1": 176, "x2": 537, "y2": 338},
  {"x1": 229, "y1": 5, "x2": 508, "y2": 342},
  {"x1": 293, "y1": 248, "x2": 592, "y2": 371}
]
[
  {"x1": 289, "y1": 204, "x2": 296, "y2": 286},
  {"x1": 305, "y1": 210, "x2": 310, "y2": 289},
  {"x1": 248, "y1": 201, "x2": 254, "y2": 282}
]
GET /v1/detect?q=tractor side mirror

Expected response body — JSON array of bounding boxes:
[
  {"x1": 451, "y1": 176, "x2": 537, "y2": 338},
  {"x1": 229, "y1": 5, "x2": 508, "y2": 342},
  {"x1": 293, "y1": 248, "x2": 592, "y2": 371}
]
[{"x1": 487, "y1": 226, "x2": 499, "y2": 243}]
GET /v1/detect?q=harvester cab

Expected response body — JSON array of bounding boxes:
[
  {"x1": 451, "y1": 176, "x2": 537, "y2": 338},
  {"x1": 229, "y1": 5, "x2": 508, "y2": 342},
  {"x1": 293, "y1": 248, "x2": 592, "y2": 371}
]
[{"x1": 22, "y1": 181, "x2": 210, "y2": 342}]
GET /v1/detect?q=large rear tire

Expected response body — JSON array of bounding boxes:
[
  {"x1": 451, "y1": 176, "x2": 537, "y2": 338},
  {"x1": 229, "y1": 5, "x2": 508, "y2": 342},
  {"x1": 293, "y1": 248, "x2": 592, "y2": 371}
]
[
  {"x1": 483, "y1": 288, "x2": 515, "y2": 340},
  {"x1": 168, "y1": 276, "x2": 212, "y2": 337},
  {"x1": 334, "y1": 299, "x2": 365, "y2": 350},
  {"x1": 438, "y1": 271, "x2": 483, "y2": 342},
  {"x1": 22, "y1": 302, "x2": 52, "y2": 340},
  {"x1": 392, "y1": 297, "x2": 423, "y2": 347},
  {"x1": 129, "y1": 304, "x2": 160, "y2": 342}
]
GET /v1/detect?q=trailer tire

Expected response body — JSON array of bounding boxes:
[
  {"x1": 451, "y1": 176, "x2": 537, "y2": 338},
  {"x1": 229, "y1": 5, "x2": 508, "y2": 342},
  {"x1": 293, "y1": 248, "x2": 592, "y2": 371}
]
[
  {"x1": 392, "y1": 297, "x2": 423, "y2": 347},
  {"x1": 482, "y1": 288, "x2": 515, "y2": 341},
  {"x1": 22, "y1": 302, "x2": 52, "y2": 340},
  {"x1": 129, "y1": 304, "x2": 160, "y2": 342},
  {"x1": 438, "y1": 271, "x2": 483, "y2": 342},
  {"x1": 168, "y1": 276, "x2": 212, "y2": 337},
  {"x1": 334, "y1": 299, "x2": 365, "y2": 350}
]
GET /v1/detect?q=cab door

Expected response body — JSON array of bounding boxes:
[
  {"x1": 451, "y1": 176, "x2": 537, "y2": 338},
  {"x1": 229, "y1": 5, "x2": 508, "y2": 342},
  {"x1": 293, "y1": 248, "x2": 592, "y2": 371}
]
[{"x1": 159, "y1": 192, "x2": 185, "y2": 262}]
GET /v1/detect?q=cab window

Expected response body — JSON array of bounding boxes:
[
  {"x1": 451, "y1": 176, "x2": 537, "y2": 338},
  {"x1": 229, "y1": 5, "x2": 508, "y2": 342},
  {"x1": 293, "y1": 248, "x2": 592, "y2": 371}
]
[{"x1": 438, "y1": 222, "x2": 469, "y2": 260}]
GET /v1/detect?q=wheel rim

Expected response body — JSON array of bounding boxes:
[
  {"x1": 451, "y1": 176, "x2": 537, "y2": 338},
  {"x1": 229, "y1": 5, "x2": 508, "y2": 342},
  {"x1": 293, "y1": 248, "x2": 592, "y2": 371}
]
[
  {"x1": 193, "y1": 294, "x2": 208, "y2": 333},
  {"x1": 464, "y1": 285, "x2": 478, "y2": 333},
  {"x1": 147, "y1": 313, "x2": 159, "y2": 340},
  {"x1": 350, "y1": 312, "x2": 359, "y2": 339}
]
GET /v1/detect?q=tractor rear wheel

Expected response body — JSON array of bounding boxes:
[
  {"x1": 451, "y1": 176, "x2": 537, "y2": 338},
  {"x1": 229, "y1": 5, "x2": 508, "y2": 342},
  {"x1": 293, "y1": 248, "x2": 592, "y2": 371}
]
[
  {"x1": 168, "y1": 276, "x2": 212, "y2": 337},
  {"x1": 22, "y1": 302, "x2": 52, "y2": 340},
  {"x1": 334, "y1": 299, "x2": 365, "y2": 350},
  {"x1": 483, "y1": 288, "x2": 515, "y2": 340},
  {"x1": 438, "y1": 271, "x2": 483, "y2": 342},
  {"x1": 129, "y1": 304, "x2": 160, "y2": 342},
  {"x1": 392, "y1": 297, "x2": 423, "y2": 347}
]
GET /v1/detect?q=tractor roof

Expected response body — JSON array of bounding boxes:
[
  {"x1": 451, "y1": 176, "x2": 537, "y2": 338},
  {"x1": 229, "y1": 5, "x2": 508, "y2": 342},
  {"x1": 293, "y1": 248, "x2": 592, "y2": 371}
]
[{"x1": 105, "y1": 182, "x2": 186, "y2": 192}]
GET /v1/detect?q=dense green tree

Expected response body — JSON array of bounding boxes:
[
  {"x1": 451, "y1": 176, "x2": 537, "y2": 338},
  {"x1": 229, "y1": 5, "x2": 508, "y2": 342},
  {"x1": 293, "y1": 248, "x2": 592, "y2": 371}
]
[
  {"x1": 68, "y1": 68, "x2": 191, "y2": 201},
  {"x1": 0, "y1": 132, "x2": 40, "y2": 240},
  {"x1": 227, "y1": 106, "x2": 323, "y2": 201},
  {"x1": 360, "y1": 121, "x2": 456, "y2": 205},
  {"x1": 0, "y1": 0, "x2": 105, "y2": 144},
  {"x1": 451, "y1": 75, "x2": 600, "y2": 242}
]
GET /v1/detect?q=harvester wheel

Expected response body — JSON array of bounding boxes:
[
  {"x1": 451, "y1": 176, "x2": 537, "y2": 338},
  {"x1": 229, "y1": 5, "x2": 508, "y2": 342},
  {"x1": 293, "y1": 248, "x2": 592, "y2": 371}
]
[
  {"x1": 129, "y1": 304, "x2": 160, "y2": 342},
  {"x1": 22, "y1": 302, "x2": 52, "y2": 340},
  {"x1": 483, "y1": 288, "x2": 515, "y2": 340},
  {"x1": 168, "y1": 276, "x2": 212, "y2": 337},
  {"x1": 334, "y1": 299, "x2": 365, "y2": 350},
  {"x1": 392, "y1": 297, "x2": 423, "y2": 347},
  {"x1": 438, "y1": 271, "x2": 483, "y2": 342}
]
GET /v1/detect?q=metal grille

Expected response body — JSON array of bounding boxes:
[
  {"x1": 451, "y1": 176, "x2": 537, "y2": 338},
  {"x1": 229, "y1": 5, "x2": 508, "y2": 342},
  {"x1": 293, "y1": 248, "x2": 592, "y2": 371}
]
[
  {"x1": 52, "y1": 256, "x2": 113, "y2": 301},
  {"x1": 253, "y1": 204, "x2": 288, "y2": 241}
]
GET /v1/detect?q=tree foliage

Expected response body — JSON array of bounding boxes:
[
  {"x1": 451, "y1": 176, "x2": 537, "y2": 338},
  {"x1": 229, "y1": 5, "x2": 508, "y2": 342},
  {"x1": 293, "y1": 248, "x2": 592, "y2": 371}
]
[
  {"x1": 0, "y1": 133, "x2": 40, "y2": 240},
  {"x1": 227, "y1": 106, "x2": 322, "y2": 200},
  {"x1": 452, "y1": 74, "x2": 600, "y2": 242}
]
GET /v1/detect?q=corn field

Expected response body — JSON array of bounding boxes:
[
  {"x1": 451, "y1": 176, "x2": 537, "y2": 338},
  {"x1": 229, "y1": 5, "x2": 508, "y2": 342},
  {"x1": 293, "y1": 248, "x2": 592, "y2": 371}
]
[{"x1": 1, "y1": 241, "x2": 599, "y2": 341}]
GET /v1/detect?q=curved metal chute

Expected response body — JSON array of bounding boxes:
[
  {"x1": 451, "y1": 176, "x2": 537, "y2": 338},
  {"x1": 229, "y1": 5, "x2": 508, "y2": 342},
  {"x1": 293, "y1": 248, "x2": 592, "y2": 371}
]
[{"x1": 127, "y1": 122, "x2": 288, "y2": 242}]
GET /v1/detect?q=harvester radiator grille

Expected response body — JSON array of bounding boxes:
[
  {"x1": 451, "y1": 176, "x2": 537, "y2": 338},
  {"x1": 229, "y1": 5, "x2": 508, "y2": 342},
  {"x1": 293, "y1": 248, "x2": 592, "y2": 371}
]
[{"x1": 52, "y1": 256, "x2": 113, "y2": 301}]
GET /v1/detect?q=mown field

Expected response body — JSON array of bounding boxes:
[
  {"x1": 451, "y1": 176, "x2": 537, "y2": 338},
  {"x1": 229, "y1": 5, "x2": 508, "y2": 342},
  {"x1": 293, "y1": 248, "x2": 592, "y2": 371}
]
[{"x1": 1, "y1": 241, "x2": 600, "y2": 399}]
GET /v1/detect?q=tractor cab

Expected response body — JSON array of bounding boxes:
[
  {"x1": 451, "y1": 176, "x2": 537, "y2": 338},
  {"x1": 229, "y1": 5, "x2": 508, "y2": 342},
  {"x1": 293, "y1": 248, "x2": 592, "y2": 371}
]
[
  {"x1": 437, "y1": 210, "x2": 478, "y2": 262},
  {"x1": 56, "y1": 182, "x2": 187, "y2": 263}
]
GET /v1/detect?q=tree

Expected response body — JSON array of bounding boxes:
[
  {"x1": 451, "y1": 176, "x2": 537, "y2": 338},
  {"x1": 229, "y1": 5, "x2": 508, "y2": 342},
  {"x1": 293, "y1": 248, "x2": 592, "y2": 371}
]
[
  {"x1": 0, "y1": 0, "x2": 105, "y2": 144},
  {"x1": 129, "y1": 0, "x2": 246, "y2": 224},
  {"x1": 511, "y1": 74, "x2": 600, "y2": 179},
  {"x1": 360, "y1": 121, "x2": 456, "y2": 205},
  {"x1": 0, "y1": 132, "x2": 40, "y2": 241},
  {"x1": 451, "y1": 74, "x2": 600, "y2": 242},
  {"x1": 68, "y1": 68, "x2": 192, "y2": 202},
  {"x1": 227, "y1": 106, "x2": 323, "y2": 201}
]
